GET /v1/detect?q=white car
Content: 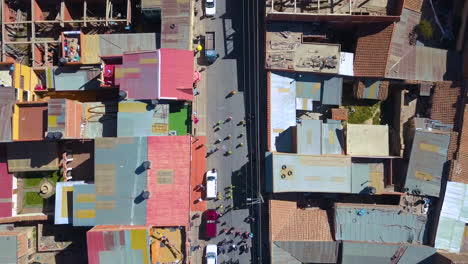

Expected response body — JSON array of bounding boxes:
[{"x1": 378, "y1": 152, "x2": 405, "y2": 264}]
[
  {"x1": 205, "y1": 0, "x2": 216, "y2": 17},
  {"x1": 206, "y1": 169, "x2": 218, "y2": 199},
  {"x1": 206, "y1": 244, "x2": 218, "y2": 264}
]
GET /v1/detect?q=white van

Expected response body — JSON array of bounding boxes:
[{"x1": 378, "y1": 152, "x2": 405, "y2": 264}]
[{"x1": 206, "y1": 169, "x2": 218, "y2": 199}]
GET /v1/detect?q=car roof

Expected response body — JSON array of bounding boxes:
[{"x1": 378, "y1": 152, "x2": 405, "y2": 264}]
[
  {"x1": 206, "y1": 244, "x2": 217, "y2": 252},
  {"x1": 206, "y1": 209, "x2": 218, "y2": 218}
]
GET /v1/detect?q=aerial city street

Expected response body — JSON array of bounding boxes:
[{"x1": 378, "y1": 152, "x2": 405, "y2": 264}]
[{"x1": 0, "y1": 0, "x2": 467, "y2": 263}]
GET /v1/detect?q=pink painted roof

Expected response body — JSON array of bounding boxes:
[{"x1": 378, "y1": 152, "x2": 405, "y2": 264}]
[
  {"x1": 115, "y1": 51, "x2": 159, "y2": 100},
  {"x1": 147, "y1": 136, "x2": 191, "y2": 226},
  {"x1": 86, "y1": 230, "x2": 105, "y2": 264},
  {"x1": 159, "y1": 49, "x2": 194, "y2": 101},
  {"x1": 0, "y1": 145, "x2": 12, "y2": 218}
]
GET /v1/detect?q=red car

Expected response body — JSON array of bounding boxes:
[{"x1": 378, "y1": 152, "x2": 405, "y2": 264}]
[{"x1": 205, "y1": 209, "x2": 218, "y2": 238}]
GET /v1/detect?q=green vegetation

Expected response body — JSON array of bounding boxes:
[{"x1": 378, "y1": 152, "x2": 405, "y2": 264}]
[
  {"x1": 417, "y1": 19, "x2": 433, "y2": 40},
  {"x1": 23, "y1": 192, "x2": 44, "y2": 207},
  {"x1": 21, "y1": 171, "x2": 61, "y2": 188},
  {"x1": 346, "y1": 102, "x2": 381, "y2": 124},
  {"x1": 169, "y1": 103, "x2": 190, "y2": 135}
]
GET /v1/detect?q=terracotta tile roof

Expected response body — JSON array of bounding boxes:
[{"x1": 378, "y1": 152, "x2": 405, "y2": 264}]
[
  {"x1": 269, "y1": 200, "x2": 333, "y2": 242},
  {"x1": 430, "y1": 81, "x2": 462, "y2": 126},
  {"x1": 404, "y1": 0, "x2": 424, "y2": 12},
  {"x1": 332, "y1": 108, "x2": 348, "y2": 121},
  {"x1": 354, "y1": 24, "x2": 394, "y2": 77}
]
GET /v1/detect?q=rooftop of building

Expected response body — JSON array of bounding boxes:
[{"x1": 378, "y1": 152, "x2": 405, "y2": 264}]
[
  {"x1": 266, "y1": 23, "x2": 341, "y2": 74},
  {"x1": 435, "y1": 181, "x2": 468, "y2": 253},
  {"x1": 115, "y1": 49, "x2": 194, "y2": 101},
  {"x1": 87, "y1": 225, "x2": 150, "y2": 264},
  {"x1": 141, "y1": 0, "x2": 192, "y2": 50},
  {"x1": 404, "y1": 130, "x2": 450, "y2": 197},
  {"x1": 265, "y1": 0, "x2": 404, "y2": 17},
  {"x1": 334, "y1": 202, "x2": 429, "y2": 244}
]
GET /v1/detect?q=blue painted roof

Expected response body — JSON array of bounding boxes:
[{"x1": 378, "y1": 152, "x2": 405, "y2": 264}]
[
  {"x1": 73, "y1": 137, "x2": 148, "y2": 226},
  {"x1": 296, "y1": 120, "x2": 322, "y2": 155},
  {"x1": 405, "y1": 131, "x2": 450, "y2": 197}
]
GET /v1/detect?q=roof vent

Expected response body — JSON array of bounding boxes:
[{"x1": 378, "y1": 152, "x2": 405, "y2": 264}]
[
  {"x1": 280, "y1": 165, "x2": 293, "y2": 180},
  {"x1": 118, "y1": 90, "x2": 128, "y2": 101},
  {"x1": 141, "y1": 191, "x2": 151, "y2": 200}
]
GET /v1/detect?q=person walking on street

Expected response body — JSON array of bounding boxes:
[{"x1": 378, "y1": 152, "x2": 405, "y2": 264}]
[
  {"x1": 238, "y1": 133, "x2": 244, "y2": 138},
  {"x1": 225, "y1": 116, "x2": 232, "y2": 122},
  {"x1": 216, "y1": 192, "x2": 223, "y2": 201},
  {"x1": 196, "y1": 184, "x2": 205, "y2": 190},
  {"x1": 226, "y1": 150, "x2": 233, "y2": 156},
  {"x1": 196, "y1": 197, "x2": 203, "y2": 202},
  {"x1": 217, "y1": 204, "x2": 224, "y2": 210},
  {"x1": 225, "y1": 134, "x2": 232, "y2": 140}
]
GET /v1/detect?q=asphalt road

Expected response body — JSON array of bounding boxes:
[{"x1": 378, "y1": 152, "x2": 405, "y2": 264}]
[{"x1": 203, "y1": 0, "x2": 264, "y2": 263}]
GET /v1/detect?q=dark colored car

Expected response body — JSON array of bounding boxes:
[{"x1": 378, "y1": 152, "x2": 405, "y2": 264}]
[{"x1": 205, "y1": 209, "x2": 218, "y2": 238}]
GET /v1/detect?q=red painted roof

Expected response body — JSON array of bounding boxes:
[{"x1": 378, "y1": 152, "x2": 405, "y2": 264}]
[
  {"x1": 147, "y1": 136, "x2": 191, "y2": 226},
  {"x1": 0, "y1": 144, "x2": 12, "y2": 218},
  {"x1": 159, "y1": 49, "x2": 194, "y2": 101}
]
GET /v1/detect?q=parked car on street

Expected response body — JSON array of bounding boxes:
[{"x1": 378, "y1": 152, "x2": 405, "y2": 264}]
[
  {"x1": 205, "y1": 0, "x2": 216, "y2": 17},
  {"x1": 206, "y1": 244, "x2": 218, "y2": 264},
  {"x1": 206, "y1": 169, "x2": 218, "y2": 199},
  {"x1": 205, "y1": 209, "x2": 218, "y2": 238}
]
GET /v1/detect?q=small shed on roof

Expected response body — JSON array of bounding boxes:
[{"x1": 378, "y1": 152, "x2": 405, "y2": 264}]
[
  {"x1": 404, "y1": 131, "x2": 450, "y2": 197},
  {"x1": 73, "y1": 137, "x2": 148, "y2": 226},
  {"x1": 351, "y1": 162, "x2": 384, "y2": 194},
  {"x1": 435, "y1": 181, "x2": 468, "y2": 253},
  {"x1": 0, "y1": 86, "x2": 15, "y2": 142},
  {"x1": 341, "y1": 242, "x2": 436, "y2": 264},
  {"x1": 117, "y1": 100, "x2": 169, "y2": 137},
  {"x1": 87, "y1": 226, "x2": 150, "y2": 264},
  {"x1": 334, "y1": 203, "x2": 428, "y2": 244},
  {"x1": 354, "y1": 79, "x2": 389, "y2": 100},
  {"x1": 265, "y1": 152, "x2": 352, "y2": 193},
  {"x1": 346, "y1": 124, "x2": 389, "y2": 156},
  {"x1": 115, "y1": 49, "x2": 194, "y2": 101},
  {"x1": 295, "y1": 74, "x2": 343, "y2": 105}
]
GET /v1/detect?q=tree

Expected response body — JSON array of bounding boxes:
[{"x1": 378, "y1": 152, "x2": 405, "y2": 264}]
[{"x1": 417, "y1": 19, "x2": 433, "y2": 41}]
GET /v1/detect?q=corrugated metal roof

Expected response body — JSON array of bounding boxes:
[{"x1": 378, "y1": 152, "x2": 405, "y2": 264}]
[
  {"x1": 0, "y1": 86, "x2": 15, "y2": 142},
  {"x1": 52, "y1": 66, "x2": 101, "y2": 91},
  {"x1": 335, "y1": 203, "x2": 429, "y2": 244},
  {"x1": 386, "y1": 8, "x2": 461, "y2": 81},
  {"x1": 270, "y1": 153, "x2": 351, "y2": 193},
  {"x1": 73, "y1": 137, "x2": 148, "y2": 226},
  {"x1": 146, "y1": 136, "x2": 191, "y2": 227},
  {"x1": 435, "y1": 181, "x2": 468, "y2": 253},
  {"x1": 342, "y1": 242, "x2": 436, "y2": 264},
  {"x1": 99, "y1": 33, "x2": 157, "y2": 57},
  {"x1": 296, "y1": 75, "x2": 322, "y2": 101},
  {"x1": 17, "y1": 103, "x2": 48, "y2": 141},
  {"x1": 6, "y1": 141, "x2": 58, "y2": 172},
  {"x1": 322, "y1": 122, "x2": 344, "y2": 155},
  {"x1": 48, "y1": 99, "x2": 83, "y2": 138},
  {"x1": 117, "y1": 101, "x2": 169, "y2": 137},
  {"x1": 159, "y1": 49, "x2": 193, "y2": 100},
  {"x1": 346, "y1": 124, "x2": 389, "y2": 156},
  {"x1": 322, "y1": 76, "x2": 342, "y2": 105},
  {"x1": 272, "y1": 241, "x2": 339, "y2": 263},
  {"x1": 361, "y1": 79, "x2": 382, "y2": 99},
  {"x1": 351, "y1": 162, "x2": 384, "y2": 194},
  {"x1": 87, "y1": 226, "x2": 150, "y2": 264},
  {"x1": 0, "y1": 235, "x2": 18, "y2": 263},
  {"x1": 115, "y1": 51, "x2": 159, "y2": 100},
  {"x1": 141, "y1": 0, "x2": 191, "y2": 50},
  {"x1": 405, "y1": 131, "x2": 450, "y2": 197},
  {"x1": 296, "y1": 120, "x2": 322, "y2": 155},
  {"x1": 54, "y1": 181, "x2": 85, "y2": 225}
]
